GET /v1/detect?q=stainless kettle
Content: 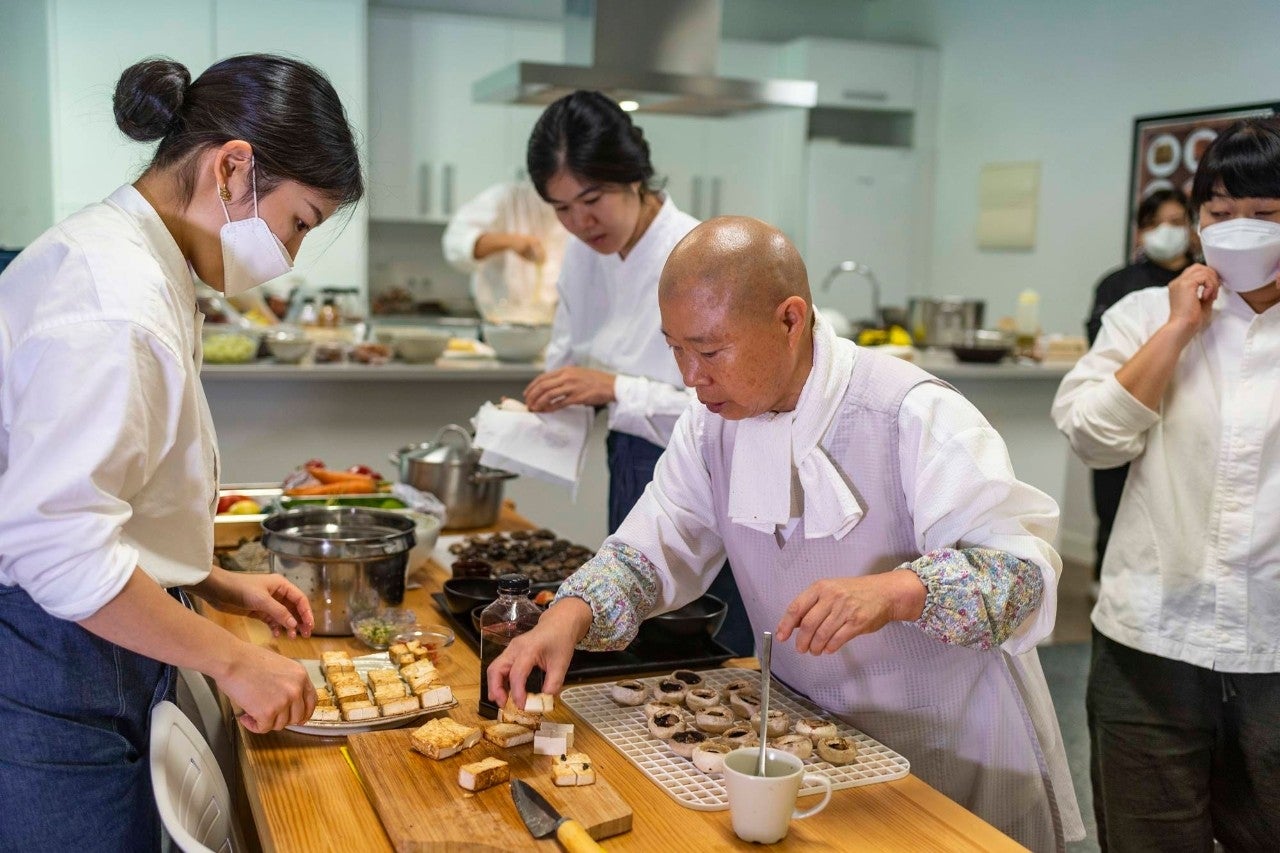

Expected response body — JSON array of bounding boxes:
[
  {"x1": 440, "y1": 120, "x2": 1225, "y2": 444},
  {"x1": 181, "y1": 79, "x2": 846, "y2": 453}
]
[{"x1": 389, "y1": 425, "x2": 517, "y2": 530}]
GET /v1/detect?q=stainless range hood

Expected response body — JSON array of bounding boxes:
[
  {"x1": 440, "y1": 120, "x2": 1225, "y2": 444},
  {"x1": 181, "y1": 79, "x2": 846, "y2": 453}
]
[{"x1": 473, "y1": 0, "x2": 816, "y2": 117}]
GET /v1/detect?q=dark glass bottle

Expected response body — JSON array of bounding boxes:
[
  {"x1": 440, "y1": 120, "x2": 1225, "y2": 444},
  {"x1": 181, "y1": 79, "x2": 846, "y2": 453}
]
[{"x1": 478, "y1": 573, "x2": 543, "y2": 718}]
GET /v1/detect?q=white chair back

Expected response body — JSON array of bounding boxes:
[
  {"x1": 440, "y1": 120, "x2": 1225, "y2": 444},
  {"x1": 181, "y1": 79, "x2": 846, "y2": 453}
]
[
  {"x1": 176, "y1": 666, "x2": 233, "y2": 780},
  {"x1": 150, "y1": 700, "x2": 234, "y2": 853}
]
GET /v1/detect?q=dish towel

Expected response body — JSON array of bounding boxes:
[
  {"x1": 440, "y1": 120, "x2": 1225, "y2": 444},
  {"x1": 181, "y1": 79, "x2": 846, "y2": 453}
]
[
  {"x1": 726, "y1": 312, "x2": 863, "y2": 540},
  {"x1": 473, "y1": 399, "x2": 593, "y2": 496}
]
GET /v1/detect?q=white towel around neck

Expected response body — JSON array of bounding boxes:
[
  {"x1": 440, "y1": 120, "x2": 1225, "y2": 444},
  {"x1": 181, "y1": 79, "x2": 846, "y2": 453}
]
[{"x1": 726, "y1": 313, "x2": 863, "y2": 539}]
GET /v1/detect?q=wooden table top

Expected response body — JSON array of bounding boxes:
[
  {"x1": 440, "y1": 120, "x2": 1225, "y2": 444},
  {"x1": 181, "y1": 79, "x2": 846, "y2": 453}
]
[{"x1": 204, "y1": 505, "x2": 1027, "y2": 852}]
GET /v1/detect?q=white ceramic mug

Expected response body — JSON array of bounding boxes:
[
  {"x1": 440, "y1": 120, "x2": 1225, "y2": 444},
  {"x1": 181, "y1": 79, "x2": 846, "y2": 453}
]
[{"x1": 722, "y1": 747, "x2": 833, "y2": 843}]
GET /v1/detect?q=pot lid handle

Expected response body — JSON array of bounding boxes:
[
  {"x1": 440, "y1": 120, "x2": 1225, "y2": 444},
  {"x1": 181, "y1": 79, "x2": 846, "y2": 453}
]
[{"x1": 432, "y1": 424, "x2": 474, "y2": 453}]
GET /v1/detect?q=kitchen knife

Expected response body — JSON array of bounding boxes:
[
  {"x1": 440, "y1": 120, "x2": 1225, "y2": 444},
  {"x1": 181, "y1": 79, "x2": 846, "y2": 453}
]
[{"x1": 510, "y1": 779, "x2": 605, "y2": 852}]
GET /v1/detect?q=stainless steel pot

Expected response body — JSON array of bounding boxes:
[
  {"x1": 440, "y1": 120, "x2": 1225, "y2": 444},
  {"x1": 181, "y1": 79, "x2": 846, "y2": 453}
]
[
  {"x1": 390, "y1": 425, "x2": 517, "y2": 530},
  {"x1": 261, "y1": 506, "x2": 416, "y2": 636},
  {"x1": 906, "y1": 297, "x2": 985, "y2": 348}
]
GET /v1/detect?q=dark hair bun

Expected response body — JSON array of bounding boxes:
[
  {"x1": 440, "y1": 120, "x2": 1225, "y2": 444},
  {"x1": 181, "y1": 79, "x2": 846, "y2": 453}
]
[{"x1": 114, "y1": 58, "x2": 190, "y2": 142}]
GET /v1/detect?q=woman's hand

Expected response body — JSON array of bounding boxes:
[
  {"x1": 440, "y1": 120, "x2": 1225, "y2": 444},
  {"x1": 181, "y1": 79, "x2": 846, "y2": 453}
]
[
  {"x1": 523, "y1": 366, "x2": 616, "y2": 412},
  {"x1": 510, "y1": 234, "x2": 546, "y2": 264},
  {"x1": 1165, "y1": 263, "x2": 1221, "y2": 340},
  {"x1": 775, "y1": 571, "x2": 926, "y2": 655},
  {"x1": 191, "y1": 566, "x2": 314, "y2": 639},
  {"x1": 486, "y1": 598, "x2": 593, "y2": 710},
  {"x1": 217, "y1": 642, "x2": 316, "y2": 733}
]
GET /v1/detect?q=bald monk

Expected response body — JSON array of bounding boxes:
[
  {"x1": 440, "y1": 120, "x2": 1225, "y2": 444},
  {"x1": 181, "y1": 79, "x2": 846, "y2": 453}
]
[{"x1": 489, "y1": 217, "x2": 1083, "y2": 850}]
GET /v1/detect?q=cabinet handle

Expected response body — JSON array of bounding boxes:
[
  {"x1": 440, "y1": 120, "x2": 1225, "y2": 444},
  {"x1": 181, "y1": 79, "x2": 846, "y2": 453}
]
[
  {"x1": 692, "y1": 176, "x2": 704, "y2": 220},
  {"x1": 418, "y1": 163, "x2": 431, "y2": 217},
  {"x1": 710, "y1": 177, "x2": 722, "y2": 218},
  {"x1": 841, "y1": 88, "x2": 889, "y2": 103},
  {"x1": 442, "y1": 163, "x2": 455, "y2": 216}
]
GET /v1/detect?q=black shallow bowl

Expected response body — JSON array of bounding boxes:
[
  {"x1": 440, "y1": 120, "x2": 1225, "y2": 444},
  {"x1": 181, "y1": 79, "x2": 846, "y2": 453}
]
[
  {"x1": 442, "y1": 577, "x2": 500, "y2": 615},
  {"x1": 951, "y1": 344, "x2": 1010, "y2": 363},
  {"x1": 640, "y1": 594, "x2": 727, "y2": 640}
]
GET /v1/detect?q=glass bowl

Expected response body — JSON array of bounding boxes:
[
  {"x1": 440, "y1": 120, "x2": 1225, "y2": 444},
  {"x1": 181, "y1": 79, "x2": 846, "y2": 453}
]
[
  {"x1": 350, "y1": 608, "x2": 417, "y2": 650},
  {"x1": 392, "y1": 626, "x2": 455, "y2": 664}
]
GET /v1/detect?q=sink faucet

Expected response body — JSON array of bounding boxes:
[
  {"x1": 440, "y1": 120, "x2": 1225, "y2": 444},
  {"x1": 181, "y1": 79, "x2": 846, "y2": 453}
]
[{"x1": 820, "y1": 261, "x2": 881, "y2": 325}]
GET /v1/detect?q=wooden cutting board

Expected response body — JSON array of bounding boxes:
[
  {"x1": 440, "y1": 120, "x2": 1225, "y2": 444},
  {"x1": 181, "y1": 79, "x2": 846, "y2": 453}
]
[{"x1": 348, "y1": 726, "x2": 632, "y2": 852}]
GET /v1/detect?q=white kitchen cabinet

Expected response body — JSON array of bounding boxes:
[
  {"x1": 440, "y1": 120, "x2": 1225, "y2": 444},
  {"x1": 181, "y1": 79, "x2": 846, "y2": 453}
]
[
  {"x1": 780, "y1": 38, "x2": 924, "y2": 112},
  {"x1": 804, "y1": 141, "x2": 927, "y2": 321},
  {"x1": 367, "y1": 10, "x2": 563, "y2": 223}
]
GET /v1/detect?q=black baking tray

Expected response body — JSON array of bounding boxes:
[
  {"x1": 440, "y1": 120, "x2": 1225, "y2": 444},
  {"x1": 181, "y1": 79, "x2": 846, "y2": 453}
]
[{"x1": 431, "y1": 593, "x2": 736, "y2": 683}]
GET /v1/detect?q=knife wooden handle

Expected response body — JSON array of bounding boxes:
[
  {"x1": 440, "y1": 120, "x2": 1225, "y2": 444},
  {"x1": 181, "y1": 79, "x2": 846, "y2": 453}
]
[{"x1": 556, "y1": 818, "x2": 605, "y2": 853}]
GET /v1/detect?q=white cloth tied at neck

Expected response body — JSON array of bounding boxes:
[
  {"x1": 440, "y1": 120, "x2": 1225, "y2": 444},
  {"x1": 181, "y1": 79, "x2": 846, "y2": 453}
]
[{"x1": 727, "y1": 312, "x2": 863, "y2": 539}]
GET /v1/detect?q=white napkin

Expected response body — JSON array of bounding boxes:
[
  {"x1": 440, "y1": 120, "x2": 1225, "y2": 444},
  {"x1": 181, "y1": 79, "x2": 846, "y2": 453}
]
[
  {"x1": 472, "y1": 399, "x2": 593, "y2": 496},
  {"x1": 726, "y1": 313, "x2": 864, "y2": 540}
]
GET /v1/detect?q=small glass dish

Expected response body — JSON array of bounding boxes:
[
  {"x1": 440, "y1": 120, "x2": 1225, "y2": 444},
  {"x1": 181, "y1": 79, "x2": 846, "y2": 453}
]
[
  {"x1": 350, "y1": 608, "x2": 417, "y2": 650},
  {"x1": 392, "y1": 626, "x2": 455, "y2": 664}
]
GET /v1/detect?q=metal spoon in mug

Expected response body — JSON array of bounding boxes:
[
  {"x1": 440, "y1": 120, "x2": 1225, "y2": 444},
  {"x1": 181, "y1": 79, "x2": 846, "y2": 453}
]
[{"x1": 756, "y1": 630, "x2": 773, "y2": 777}]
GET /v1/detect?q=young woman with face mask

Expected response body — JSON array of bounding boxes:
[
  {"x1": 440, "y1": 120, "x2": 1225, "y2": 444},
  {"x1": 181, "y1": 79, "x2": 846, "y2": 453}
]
[
  {"x1": 1052, "y1": 118, "x2": 1280, "y2": 852},
  {"x1": 0, "y1": 55, "x2": 361, "y2": 850},
  {"x1": 1081, "y1": 189, "x2": 1195, "y2": 591},
  {"x1": 520, "y1": 91, "x2": 751, "y2": 655}
]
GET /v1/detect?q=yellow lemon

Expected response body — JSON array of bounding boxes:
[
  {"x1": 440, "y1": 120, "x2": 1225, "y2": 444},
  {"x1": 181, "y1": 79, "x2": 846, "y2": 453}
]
[{"x1": 226, "y1": 499, "x2": 262, "y2": 515}]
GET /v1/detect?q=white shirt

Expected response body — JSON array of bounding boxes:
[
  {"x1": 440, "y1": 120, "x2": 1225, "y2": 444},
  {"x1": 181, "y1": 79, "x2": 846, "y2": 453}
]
[
  {"x1": 0, "y1": 185, "x2": 218, "y2": 621},
  {"x1": 545, "y1": 194, "x2": 697, "y2": 448},
  {"x1": 1052, "y1": 286, "x2": 1280, "y2": 672},
  {"x1": 441, "y1": 181, "x2": 566, "y2": 324}
]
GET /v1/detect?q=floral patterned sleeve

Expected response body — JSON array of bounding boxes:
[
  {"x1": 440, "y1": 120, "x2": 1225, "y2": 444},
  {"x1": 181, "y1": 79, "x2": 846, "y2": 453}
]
[
  {"x1": 552, "y1": 542, "x2": 661, "y2": 651},
  {"x1": 906, "y1": 547, "x2": 1045, "y2": 649}
]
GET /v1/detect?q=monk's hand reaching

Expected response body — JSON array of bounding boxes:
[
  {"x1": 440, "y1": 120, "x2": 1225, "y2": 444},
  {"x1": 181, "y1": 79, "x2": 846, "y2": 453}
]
[
  {"x1": 775, "y1": 571, "x2": 926, "y2": 655},
  {"x1": 486, "y1": 597, "x2": 593, "y2": 711}
]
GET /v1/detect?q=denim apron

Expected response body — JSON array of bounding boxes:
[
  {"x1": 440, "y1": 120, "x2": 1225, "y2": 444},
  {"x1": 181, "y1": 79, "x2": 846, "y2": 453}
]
[
  {"x1": 606, "y1": 430, "x2": 754, "y2": 656},
  {"x1": 0, "y1": 584, "x2": 175, "y2": 852}
]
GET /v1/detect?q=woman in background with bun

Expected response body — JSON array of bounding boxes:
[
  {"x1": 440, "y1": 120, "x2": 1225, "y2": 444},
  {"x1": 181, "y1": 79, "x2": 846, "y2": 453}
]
[
  {"x1": 0, "y1": 55, "x2": 362, "y2": 849},
  {"x1": 521, "y1": 90, "x2": 751, "y2": 655}
]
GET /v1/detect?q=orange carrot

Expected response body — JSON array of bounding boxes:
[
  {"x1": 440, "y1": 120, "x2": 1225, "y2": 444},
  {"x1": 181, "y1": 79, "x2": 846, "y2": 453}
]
[
  {"x1": 305, "y1": 466, "x2": 376, "y2": 487},
  {"x1": 285, "y1": 480, "x2": 377, "y2": 496}
]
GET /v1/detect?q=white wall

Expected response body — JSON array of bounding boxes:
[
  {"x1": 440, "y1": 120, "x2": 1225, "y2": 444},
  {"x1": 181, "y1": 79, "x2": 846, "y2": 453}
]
[
  {"x1": 0, "y1": 0, "x2": 53, "y2": 247},
  {"x1": 859, "y1": 0, "x2": 1280, "y2": 332},
  {"x1": 856, "y1": 0, "x2": 1280, "y2": 563}
]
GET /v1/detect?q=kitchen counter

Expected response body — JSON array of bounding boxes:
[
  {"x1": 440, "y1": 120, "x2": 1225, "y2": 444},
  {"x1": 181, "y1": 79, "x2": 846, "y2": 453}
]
[
  {"x1": 204, "y1": 504, "x2": 1027, "y2": 852},
  {"x1": 199, "y1": 352, "x2": 1073, "y2": 383}
]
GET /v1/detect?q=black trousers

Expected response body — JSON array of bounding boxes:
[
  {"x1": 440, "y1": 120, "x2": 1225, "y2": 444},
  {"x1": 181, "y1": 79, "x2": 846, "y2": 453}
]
[
  {"x1": 1091, "y1": 464, "x2": 1129, "y2": 580},
  {"x1": 1087, "y1": 629, "x2": 1280, "y2": 853}
]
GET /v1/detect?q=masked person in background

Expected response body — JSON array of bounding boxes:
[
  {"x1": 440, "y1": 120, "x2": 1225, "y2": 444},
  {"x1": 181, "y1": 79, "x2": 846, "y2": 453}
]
[
  {"x1": 492, "y1": 216, "x2": 1084, "y2": 852},
  {"x1": 442, "y1": 180, "x2": 567, "y2": 324},
  {"x1": 519, "y1": 90, "x2": 752, "y2": 656},
  {"x1": 0, "y1": 55, "x2": 364, "y2": 850},
  {"x1": 1081, "y1": 188, "x2": 1195, "y2": 594},
  {"x1": 1053, "y1": 119, "x2": 1280, "y2": 853}
]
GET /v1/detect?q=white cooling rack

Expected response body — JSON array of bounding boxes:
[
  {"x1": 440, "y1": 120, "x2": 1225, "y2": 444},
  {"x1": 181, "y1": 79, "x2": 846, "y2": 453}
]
[{"x1": 560, "y1": 668, "x2": 910, "y2": 811}]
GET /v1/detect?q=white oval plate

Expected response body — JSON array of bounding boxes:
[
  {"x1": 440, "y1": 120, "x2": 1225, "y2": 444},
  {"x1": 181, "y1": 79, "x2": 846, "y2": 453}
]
[{"x1": 1146, "y1": 133, "x2": 1181, "y2": 178}]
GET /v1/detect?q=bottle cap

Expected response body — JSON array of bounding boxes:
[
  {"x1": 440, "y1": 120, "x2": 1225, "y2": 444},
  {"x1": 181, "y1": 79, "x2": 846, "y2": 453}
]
[{"x1": 497, "y1": 573, "x2": 531, "y2": 595}]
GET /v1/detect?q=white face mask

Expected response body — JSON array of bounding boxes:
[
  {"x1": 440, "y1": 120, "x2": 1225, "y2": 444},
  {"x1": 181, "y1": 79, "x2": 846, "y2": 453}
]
[
  {"x1": 1199, "y1": 218, "x2": 1280, "y2": 293},
  {"x1": 1141, "y1": 223, "x2": 1190, "y2": 263},
  {"x1": 219, "y1": 161, "x2": 292, "y2": 297}
]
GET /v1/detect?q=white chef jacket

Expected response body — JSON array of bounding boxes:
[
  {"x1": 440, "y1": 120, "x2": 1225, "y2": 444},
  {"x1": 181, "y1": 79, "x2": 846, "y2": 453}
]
[
  {"x1": 0, "y1": 184, "x2": 218, "y2": 621},
  {"x1": 1052, "y1": 285, "x2": 1280, "y2": 672},
  {"x1": 441, "y1": 181, "x2": 566, "y2": 324},
  {"x1": 544, "y1": 194, "x2": 697, "y2": 448}
]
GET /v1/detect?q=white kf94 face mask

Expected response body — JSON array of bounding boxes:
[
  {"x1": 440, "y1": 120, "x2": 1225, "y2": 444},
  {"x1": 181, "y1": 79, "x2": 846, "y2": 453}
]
[
  {"x1": 219, "y1": 161, "x2": 293, "y2": 297},
  {"x1": 1199, "y1": 218, "x2": 1280, "y2": 293},
  {"x1": 1141, "y1": 223, "x2": 1190, "y2": 262}
]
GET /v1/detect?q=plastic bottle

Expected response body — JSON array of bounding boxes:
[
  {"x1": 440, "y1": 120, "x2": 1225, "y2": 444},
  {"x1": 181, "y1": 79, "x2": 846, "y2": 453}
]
[
  {"x1": 478, "y1": 573, "x2": 544, "y2": 718},
  {"x1": 1015, "y1": 289, "x2": 1041, "y2": 354}
]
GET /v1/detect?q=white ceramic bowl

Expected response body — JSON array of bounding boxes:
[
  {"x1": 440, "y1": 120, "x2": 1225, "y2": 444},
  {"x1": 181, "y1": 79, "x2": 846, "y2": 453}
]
[
  {"x1": 265, "y1": 332, "x2": 314, "y2": 363},
  {"x1": 482, "y1": 323, "x2": 552, "y2": 363},
  {"x1": 392, "y1": 330, "x2": 451, "y2": 364}
]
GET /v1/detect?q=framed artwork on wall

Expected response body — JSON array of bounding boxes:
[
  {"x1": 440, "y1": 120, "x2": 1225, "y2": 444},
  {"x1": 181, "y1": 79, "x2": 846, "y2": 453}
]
[{"x1": 1127, "y1": 101, "x2": 1280, "y2": 260}]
